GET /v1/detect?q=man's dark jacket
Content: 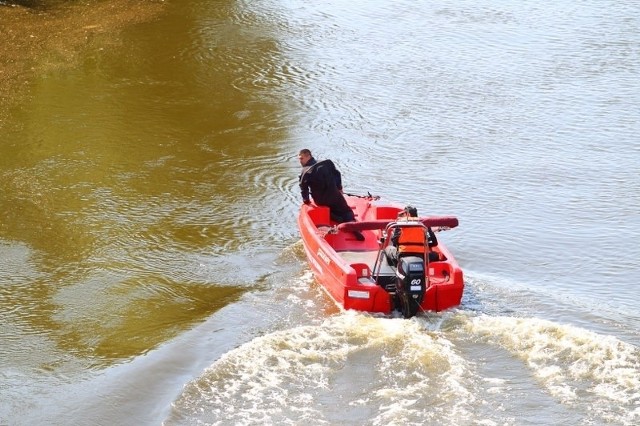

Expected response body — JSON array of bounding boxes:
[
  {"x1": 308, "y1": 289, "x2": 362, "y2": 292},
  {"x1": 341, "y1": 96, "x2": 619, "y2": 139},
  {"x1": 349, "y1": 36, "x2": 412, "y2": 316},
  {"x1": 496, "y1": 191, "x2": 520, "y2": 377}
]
[{"x1": 299, "y1": 157, "x2": 354, "y2": 222}]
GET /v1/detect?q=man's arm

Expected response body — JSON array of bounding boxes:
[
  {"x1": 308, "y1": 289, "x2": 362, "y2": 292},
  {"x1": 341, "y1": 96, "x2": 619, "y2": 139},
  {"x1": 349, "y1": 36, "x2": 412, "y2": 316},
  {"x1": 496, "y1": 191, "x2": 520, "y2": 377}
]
[{"x1": 299, "y1": 171, "x2": 311, "y2": 203}]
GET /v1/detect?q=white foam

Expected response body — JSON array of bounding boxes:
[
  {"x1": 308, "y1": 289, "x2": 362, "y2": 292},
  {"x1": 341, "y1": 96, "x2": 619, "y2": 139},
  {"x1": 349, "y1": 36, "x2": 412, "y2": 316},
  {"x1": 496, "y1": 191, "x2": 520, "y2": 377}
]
[
  {"x1": 166, "y1": 312, "x2": 477, "y2": 425},
  {"x1": 460, "y1": 314, "x2": 640, "y2": 424}
]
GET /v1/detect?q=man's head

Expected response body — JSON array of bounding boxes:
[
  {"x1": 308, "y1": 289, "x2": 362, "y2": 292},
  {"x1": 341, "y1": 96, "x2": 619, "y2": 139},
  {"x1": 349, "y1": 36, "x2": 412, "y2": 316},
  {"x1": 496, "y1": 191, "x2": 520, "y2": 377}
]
[
  {"x1": 298, "y1": 149, "x2": 312, "y2": 166},
  {"x1": 400, "y1": 206, "x2": 418, "y2": 218}
]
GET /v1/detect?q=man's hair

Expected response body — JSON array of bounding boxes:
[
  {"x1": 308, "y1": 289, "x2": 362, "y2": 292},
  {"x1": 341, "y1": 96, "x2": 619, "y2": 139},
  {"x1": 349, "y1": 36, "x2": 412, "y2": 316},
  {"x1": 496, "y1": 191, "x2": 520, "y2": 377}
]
[
  {"x1": 401, "y1": 206, "x2": 418, "y2": 217},
  {"x1": 299, "y1": 148, "x2": 312, "y2": 156}
]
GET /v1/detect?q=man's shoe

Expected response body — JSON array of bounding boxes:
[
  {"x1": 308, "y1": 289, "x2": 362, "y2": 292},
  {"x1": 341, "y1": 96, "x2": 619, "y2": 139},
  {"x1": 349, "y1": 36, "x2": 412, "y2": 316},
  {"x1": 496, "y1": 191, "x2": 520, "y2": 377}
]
[{"x1": 353, "y1": 231, "x2": 365, "y2": 242}]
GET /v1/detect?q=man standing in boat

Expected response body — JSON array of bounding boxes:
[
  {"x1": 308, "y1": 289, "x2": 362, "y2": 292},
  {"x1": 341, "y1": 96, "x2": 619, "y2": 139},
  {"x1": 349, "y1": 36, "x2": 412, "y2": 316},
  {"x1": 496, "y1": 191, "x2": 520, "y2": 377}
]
[{"x1": 298, "y1": 148, "x2": 365, "y2": 241}]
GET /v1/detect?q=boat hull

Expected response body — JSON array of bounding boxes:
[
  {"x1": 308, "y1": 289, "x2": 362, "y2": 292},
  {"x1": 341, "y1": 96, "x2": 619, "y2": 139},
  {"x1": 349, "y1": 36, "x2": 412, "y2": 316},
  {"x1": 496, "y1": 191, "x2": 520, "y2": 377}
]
[{"x1": 297, "y1": 195, "x2": 464, "y2": 315}]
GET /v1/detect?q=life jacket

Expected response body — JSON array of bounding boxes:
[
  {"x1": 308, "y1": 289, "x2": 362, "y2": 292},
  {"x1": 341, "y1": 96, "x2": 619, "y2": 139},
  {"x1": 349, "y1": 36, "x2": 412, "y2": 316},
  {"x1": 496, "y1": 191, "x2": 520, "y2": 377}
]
[{"x1": 397, "y1": 226, "x2": 427, "y2": 256}]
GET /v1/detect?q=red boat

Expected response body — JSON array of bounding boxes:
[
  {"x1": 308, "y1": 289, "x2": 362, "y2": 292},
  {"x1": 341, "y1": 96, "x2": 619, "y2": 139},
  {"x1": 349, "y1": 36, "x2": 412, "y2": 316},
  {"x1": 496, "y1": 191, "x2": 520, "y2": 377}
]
[{"x1": 297, "y1": 194, "x2": 464, "y2": 318}]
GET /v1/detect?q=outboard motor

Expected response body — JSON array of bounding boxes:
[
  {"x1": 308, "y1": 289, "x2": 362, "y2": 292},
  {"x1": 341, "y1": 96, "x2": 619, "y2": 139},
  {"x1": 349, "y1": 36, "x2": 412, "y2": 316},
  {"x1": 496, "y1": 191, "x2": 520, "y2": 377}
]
[{"x1": 395, "y1": 255, "x2": 426, "y2": 318}]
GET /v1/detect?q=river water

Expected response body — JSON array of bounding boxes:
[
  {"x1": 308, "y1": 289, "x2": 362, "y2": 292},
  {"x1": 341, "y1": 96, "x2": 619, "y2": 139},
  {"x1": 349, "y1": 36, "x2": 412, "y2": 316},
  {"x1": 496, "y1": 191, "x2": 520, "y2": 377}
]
[{"x1": 1, "y1": 0, "x2": 639, "y2": 425}]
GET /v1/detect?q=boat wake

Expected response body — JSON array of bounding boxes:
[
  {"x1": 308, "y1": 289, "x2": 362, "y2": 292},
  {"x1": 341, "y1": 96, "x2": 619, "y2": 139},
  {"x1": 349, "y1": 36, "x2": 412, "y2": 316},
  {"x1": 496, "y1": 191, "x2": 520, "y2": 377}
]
[
  {"x1": 165, "y1": 298, "x2": 639, "y2": 425},
  {"x1": 457, "y1": 314, "x2": 640, "y2": 425},
  {"x1": 165, "y1": 312, "x2": 476, "y2": 425}
]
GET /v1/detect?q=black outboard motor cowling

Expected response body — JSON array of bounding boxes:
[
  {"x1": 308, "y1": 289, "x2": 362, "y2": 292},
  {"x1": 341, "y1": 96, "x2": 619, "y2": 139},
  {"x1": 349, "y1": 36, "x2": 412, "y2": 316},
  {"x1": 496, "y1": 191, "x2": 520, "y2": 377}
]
[{"x1": 395, "y1": 255, "x2": 426, "y2": 318}]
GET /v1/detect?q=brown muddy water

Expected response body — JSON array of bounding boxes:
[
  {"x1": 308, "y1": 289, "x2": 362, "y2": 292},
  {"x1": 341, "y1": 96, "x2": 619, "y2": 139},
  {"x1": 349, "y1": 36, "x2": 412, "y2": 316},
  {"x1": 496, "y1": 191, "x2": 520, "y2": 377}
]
[{"x1": 1, "y1": 0, "x2": 165, "y2": 126}]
